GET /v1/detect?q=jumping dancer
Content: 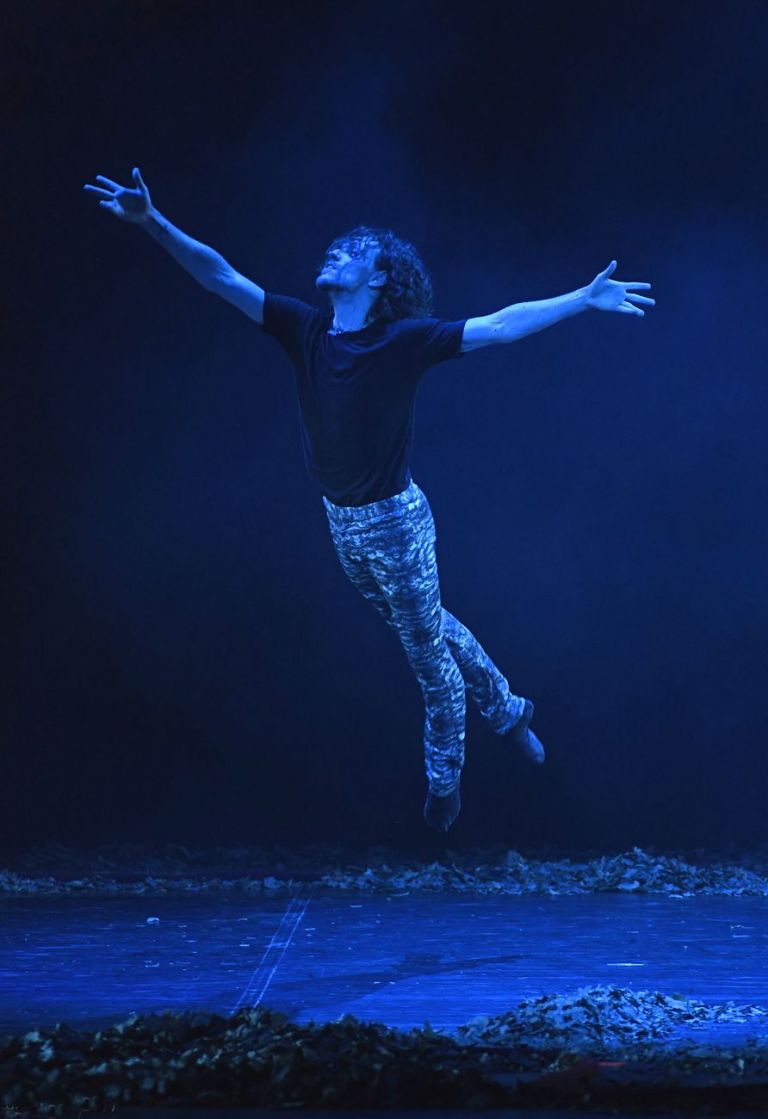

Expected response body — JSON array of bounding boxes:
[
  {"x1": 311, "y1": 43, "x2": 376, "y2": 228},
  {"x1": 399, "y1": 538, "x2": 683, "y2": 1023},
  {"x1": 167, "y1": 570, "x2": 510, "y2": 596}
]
[{"x1": 84, "y1": 167, "x2": 655, "y2": 832}]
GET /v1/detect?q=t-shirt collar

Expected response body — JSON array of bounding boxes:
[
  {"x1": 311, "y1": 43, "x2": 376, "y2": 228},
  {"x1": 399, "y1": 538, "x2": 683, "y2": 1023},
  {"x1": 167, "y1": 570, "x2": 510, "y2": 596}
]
[{"x1": 326, "y1": 312, "x2": 384, "y2": 337}]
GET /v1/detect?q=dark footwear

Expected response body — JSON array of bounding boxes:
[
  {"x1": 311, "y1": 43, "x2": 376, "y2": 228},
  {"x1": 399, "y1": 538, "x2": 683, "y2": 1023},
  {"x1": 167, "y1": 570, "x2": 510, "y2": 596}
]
[
  {"x1": 424, "y1": 783, "x2": 461, "y2": 831},
  {"x1": 504, "y1": 699, "x2": 545, "y2": 764}
]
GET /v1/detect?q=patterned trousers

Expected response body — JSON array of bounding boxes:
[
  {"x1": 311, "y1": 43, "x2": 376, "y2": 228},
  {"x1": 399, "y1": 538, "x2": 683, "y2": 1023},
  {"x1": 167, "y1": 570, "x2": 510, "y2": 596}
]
[{"x1": 323, "y1": 477, "x2": 525, "y2": 795}]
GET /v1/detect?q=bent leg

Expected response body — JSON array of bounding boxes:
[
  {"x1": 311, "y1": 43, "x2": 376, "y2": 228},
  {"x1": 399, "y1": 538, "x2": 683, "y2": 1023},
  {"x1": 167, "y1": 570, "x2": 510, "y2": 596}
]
[{"x1": 442, "y1": 608, "x2": 525, "y2": 731}]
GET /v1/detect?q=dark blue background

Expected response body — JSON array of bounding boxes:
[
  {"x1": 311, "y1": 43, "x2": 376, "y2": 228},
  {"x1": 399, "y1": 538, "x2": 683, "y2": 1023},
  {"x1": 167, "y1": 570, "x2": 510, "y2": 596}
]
[{"x1": 4, "y1": 0, "x2": 767, "y2": 852}]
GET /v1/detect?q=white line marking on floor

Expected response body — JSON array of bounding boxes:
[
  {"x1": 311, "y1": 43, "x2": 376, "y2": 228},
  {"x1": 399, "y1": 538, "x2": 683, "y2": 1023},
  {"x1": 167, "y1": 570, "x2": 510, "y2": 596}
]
[{"x1": 230, "y1": 885, "x2": 318, "y2": 1015}]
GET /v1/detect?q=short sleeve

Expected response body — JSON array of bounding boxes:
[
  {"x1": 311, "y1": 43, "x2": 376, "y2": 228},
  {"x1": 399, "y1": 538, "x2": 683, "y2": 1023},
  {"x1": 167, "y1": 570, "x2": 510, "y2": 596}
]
[
  {"x1": 400, "y1": 317, "x2": 467, "y2": 368},
  {"x1": 259, "y1": 292, "x2": 322, "y2": 365}
]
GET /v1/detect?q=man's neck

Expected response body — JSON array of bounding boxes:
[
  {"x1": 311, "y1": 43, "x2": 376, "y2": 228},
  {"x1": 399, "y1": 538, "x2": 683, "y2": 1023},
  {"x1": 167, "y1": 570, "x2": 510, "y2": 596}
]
[{"x1": 329, "y1": 292, "x2": 378, "y2": 332}]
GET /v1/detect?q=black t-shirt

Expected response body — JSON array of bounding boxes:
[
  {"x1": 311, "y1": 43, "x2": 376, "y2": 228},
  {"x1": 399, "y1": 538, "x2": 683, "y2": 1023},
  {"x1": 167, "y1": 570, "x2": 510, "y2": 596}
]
[{"x1": 259, "y1": 292, "x2": 467, "y2": 506}]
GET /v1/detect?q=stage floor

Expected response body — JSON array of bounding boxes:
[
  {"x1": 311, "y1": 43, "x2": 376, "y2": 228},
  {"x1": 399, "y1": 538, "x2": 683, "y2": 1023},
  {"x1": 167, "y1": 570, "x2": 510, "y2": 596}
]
[{"x1": 3, "y1": 889, "x2": 768, "y2": 1042}]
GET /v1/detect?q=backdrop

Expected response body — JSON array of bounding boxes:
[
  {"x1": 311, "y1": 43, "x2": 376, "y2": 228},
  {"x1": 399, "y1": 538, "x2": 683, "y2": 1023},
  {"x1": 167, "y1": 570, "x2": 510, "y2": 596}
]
[{"x1": 4, "y1": 0, "x2": 766, "y2": 851}]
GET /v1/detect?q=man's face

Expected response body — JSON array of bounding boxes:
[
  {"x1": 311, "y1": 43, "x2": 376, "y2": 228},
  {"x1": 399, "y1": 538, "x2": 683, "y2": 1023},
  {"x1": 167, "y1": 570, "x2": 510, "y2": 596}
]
[{"x1": 315, "y1": 236, "x2": 385, "y2": 294}]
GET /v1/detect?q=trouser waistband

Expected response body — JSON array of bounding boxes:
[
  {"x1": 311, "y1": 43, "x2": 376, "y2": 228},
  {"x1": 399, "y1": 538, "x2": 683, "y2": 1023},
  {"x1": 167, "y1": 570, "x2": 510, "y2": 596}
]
[{"x1": 322, "y1": 477, "x2": 421, "y2": 525}]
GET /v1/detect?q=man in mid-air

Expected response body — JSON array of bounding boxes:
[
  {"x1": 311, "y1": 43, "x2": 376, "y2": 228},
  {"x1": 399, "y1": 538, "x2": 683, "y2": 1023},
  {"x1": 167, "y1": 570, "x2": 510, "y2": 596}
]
[{"x1": 84, "y1": 166, "x2": 655, "y2": 832}]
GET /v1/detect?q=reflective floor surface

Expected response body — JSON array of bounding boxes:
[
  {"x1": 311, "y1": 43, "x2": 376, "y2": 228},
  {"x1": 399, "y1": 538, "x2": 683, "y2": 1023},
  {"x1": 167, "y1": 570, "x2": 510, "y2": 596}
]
[{"x1": 3, "y1": 890, "x2": 768, "y2": 1043}]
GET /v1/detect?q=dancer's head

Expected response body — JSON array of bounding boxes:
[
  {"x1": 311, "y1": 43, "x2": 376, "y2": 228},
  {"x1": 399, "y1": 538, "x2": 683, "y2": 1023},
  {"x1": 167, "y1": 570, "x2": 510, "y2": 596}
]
[{"x1": 315, "y1": 225, "x2": 434, "y2": 325}]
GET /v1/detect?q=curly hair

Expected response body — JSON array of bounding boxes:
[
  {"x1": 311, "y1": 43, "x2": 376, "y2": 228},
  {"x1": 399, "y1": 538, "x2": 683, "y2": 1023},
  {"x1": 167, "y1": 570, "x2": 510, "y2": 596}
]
[{"x1": 319, "y1": 225, "x2": 435, "y2": 324}]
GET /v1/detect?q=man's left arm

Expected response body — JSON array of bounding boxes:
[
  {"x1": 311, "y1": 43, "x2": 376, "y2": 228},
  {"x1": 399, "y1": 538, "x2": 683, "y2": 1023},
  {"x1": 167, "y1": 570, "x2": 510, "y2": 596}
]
[{"x1": 460, "y1": 260, "x2": 655, "y2": 353}]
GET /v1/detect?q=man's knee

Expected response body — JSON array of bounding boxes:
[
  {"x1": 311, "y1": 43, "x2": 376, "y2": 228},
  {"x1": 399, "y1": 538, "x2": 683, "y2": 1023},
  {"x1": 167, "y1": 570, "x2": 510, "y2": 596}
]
[
  {"x1": 404, "y1": 632, "x2": 457, "y2": 678},
  {"x1": 401, "y1": 624, "x2": 441, "y2": 653}
]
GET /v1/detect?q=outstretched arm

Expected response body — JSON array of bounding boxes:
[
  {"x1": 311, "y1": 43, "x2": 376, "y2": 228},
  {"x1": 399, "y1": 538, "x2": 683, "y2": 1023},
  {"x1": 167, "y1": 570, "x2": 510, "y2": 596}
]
[
  {"x1": 84, "y1": 167, "x2": 265, "y2": 324},
  {"x1": 460, "y1": 261, "x2": 655, "y2": 353}
]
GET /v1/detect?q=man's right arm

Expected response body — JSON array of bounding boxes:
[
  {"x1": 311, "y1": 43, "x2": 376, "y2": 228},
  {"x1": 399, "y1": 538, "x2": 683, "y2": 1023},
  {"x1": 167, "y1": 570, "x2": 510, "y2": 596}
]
[
  {"x1": 140, "y1": 207, "x2": 265, "y2": 325},
  {"x1": 84, "y1": 168, "x2": 265, "y2": 325}
]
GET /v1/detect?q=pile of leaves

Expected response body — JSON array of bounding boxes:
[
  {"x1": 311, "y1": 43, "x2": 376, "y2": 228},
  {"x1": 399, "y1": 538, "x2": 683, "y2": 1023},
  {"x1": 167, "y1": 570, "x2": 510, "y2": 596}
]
[
  {"x1": 0, "y1": 1004, "x2": 521, "y2": 1115},
  {"x1": 3, "y1": 840, "x2": 768, "y2": 896},
  {"x1": 3, "y1": 986, "x2": 768, "y2": 1116},
  {"x1": 453, "y1": 984, "x2": 768, "y2": 1052},
  {"x1": 320, "y1": 845, "x2": 768, "y2": 897}
]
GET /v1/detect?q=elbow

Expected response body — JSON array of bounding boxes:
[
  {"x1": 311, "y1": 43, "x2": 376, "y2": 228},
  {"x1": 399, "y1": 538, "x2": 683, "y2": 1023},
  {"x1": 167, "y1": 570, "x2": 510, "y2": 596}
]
[{"x1": 203, "y1": 268, "x2": 235, "y2": 295}]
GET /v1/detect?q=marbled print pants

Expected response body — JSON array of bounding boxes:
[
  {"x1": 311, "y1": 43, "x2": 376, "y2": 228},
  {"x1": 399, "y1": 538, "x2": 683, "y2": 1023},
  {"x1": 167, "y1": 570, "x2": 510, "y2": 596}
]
[{"x1": 323, "y1": 477, "x2": 525, "y2": 795}]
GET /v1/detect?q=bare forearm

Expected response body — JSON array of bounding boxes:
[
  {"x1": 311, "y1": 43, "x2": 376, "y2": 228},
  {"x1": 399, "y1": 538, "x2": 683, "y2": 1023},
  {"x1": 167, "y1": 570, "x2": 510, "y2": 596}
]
[
  {"x1": 496, "y1": 286, "x2": 590, "y2": 343},
  {"x1": 139, "y1": 206, "x2": 233, "y2": 289}
]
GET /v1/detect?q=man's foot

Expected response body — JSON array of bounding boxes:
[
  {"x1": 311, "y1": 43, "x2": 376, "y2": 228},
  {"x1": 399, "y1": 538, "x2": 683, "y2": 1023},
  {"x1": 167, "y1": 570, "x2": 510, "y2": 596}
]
[
  {"x1": 424, "y1": 782, "x2": 461, "y2": 831},
  {"x1": 502, "y1": 698, "x2": 545, "y2": 763}
]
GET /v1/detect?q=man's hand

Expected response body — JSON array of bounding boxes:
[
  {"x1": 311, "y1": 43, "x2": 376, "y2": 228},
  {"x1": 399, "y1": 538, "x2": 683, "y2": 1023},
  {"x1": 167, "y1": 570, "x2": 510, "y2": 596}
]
[
  {"x1": 83, "y1": 167, "x2": 152, "y2": 222},
  {"x1": 584, "y1": 260, "x2": 655, "y2": 316}
]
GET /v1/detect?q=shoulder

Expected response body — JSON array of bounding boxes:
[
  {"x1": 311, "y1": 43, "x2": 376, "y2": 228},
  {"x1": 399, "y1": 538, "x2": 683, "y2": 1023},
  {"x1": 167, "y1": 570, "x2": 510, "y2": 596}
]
[
  {"x1": 392, "y1": 314, "x2": 465, "y2": 331},
  {"x1": 390, "y1": 315, "x2": 467, "y2": 362},
  {"x1": 261, "y1": 292, "x2": 325, "y2": 334},
  {"x1": 264, "y1": 292, "x2": 323, "y2": 318}
]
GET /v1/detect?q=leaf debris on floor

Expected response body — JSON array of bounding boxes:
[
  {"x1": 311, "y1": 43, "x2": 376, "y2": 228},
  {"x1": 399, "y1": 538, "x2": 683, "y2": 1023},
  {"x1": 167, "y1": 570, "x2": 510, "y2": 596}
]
[
  {"x1": 3, "y1": 985, "x2": 768, "y2": 1116},
  {"x1": 3, "y1": 840, "x2": 768, "y2": 896}
]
